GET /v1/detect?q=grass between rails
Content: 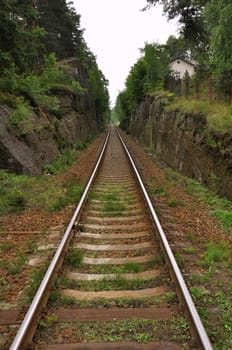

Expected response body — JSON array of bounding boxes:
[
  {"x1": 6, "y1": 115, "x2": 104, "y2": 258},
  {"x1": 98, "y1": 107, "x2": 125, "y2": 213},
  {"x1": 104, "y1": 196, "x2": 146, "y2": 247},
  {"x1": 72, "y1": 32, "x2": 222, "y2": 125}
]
[
  {"x1": 53, "y1": 292, "x2": 177, "y2": 308},
  {"x1": 35, "y1": 317, "x2": 190, "y2": 344},
  {"x1": 68, "y1": 256, "x2": 164, "y2": 275},
  {"x1": 55, "y1": 275, "x2": 167, "y2": 292}
]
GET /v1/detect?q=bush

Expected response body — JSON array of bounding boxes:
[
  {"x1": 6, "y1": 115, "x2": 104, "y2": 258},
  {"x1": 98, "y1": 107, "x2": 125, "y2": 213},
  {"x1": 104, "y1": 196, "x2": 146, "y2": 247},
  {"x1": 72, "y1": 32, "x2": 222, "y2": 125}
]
[
  {"x1": 9, "y1": 97, "x2": 33, "y2": 132},
  {"x1": 43, "y1": 147, "x2": 77, "y2": 175}
]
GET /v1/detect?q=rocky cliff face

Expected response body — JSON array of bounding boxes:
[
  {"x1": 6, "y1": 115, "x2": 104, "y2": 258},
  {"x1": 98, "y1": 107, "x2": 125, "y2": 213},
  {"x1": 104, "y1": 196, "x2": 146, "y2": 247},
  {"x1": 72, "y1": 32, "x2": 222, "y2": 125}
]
[
  {"x1": 128, "y1": 96, "x2": 232, "y2": 201},
  {"x1": 0, "y1": 60, "x2": 102, "y2": 175}
]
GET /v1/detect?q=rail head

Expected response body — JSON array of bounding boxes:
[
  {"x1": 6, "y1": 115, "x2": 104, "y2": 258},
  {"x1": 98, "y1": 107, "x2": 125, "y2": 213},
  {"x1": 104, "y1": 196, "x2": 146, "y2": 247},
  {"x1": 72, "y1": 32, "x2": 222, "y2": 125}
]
[
  {"x1": 116, "y1": 128, "x2": 213, "y2": 350},
  {"x1": 10, "y1": 129, "x2": 110, "y2": 350}
]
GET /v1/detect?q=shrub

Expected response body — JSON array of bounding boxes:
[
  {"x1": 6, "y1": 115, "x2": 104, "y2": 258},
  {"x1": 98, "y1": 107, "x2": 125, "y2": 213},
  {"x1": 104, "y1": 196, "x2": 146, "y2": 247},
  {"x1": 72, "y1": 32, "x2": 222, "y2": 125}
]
[{"x1": 9, "y1": 97, "x2": 33, "y2": 133}]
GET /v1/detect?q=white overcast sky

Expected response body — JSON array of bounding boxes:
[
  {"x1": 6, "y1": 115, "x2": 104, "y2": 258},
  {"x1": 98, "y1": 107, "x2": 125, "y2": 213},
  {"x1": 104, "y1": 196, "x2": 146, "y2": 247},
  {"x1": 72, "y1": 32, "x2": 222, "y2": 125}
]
[{"x1": 73, "y1": 0, "x2": 178, "y2": 107}]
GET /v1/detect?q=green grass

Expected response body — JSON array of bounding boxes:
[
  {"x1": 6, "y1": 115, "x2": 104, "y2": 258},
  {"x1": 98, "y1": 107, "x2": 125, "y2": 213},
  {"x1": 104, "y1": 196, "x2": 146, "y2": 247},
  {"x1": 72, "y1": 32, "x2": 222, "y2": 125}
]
[
  {"x1": 103, "y1": 200, "x2": 127, "y2": 212},
  {"x1": 168, "y1": 198, "x2": 183, "y2": 207},
  {"x1": 202, "y1": 241, "x2": 230, "y2": 268},
  {"x1": 0, "y1": 241, "x2": 15, "y2": 251},
  {"x1": 47, "y1": 182, "x2": 83, "y2": 212},
  {"x1": 165, "y1": 97, "x2": 232, "y2": 132},
  {"x1": 0, "y1": 169, "x2": 83, "y2": 215},
  {"x1": 164, "y1": 167, "x2": 232, "y2": 232},
  {"x1": 25, "y1": 264, "x2": 48, "y2": 301},
  {"x1": 75, "y1": 257, "x2": 163, "y2": 275},
  {"x1": 44, "y1": 317, "x2": 190, "y2": 343},
  {"x1": 183, "y1": 246, "x2": 195, "y2": 254},
  {"x1": 43, "y1": 147, "x2": 77, "y2": 175},
  {"x1": 213, "y1": 210, "x2": 232, "y2": 230},
  {"x1": 58, "y1": 275, "x2": 160, "y2": 292},
  {"x1": 38, "y1": 314, "x2": 58, "y2": 328},
  {"x1": 0, "y1": 251, "x2": 26, "y2": 275},
  {"x1": 123, "y1": 262, "x2": 141, "y2": 273},
  {"x1": 64, "y1": 249, "x2": 83, "y2": 267},
  {"x1": 56, "y1": 293, "x2": 177, "y2": 308}
]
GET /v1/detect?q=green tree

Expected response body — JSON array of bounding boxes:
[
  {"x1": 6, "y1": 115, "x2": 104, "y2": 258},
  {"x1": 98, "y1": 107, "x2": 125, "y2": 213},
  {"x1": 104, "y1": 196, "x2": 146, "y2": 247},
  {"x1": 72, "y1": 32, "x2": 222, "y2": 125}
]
[
  {"x1": 114, "y1": 90, "x2": 131, "y2": 130},
  {"x1": 115, "y1": 42, "x2": 169, "y2": 128},
  {"x1": 87, "y1": 57, "x2": 110, "y2": 126},
  {"x1": 205, "y1": 1, "x2": 232, "y2": 98},
  {"x1": 166, "y1": 35, "x2": 190, "y2": 60},
  {"x1": 144, "y1": 0, "x2": 209, "y2": 53},
  {"x1": 0, "y1": 0, "x2": 45, "y2": 73},
  {"x1": 142, "y1": 43, "x2": 169, "y2": 93},
  {"x1": 37, "y1": 0, "x2": 83, "y2": 59},
  {"x1": 125, "y1": 58, "x2": 147, "y2": 112}
]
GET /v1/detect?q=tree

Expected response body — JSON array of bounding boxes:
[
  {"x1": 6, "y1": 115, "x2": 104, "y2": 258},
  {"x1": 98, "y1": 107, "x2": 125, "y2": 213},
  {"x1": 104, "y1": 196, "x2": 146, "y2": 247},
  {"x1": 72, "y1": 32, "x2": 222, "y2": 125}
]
[
  {"x1": 115, "y1": 42, "x2": 169, "y2": 123},
  {"x1": 166, "y1": 35, "x2": 190, "y2": 60},
  {"x1": 0, "y1": 0, "x2": 45, "y2": 73},
  {"x1": 114, "y1": 90, "x2": 131, "y2": 130},
  {"x1": 37, "y1": 0, "x2": 83, "y2": 59},
  {"x1": 87, "y1": 56, "x2": 110, "y2": 126},
  {"x1": 125, "y1": 59, "x2": 147, "y2": 112},
  {"x1": 205, "y1": 0, "x2": 232, "y2": 98},
  {"x1": 144, "y1": 0, "x2": 209, "y2": 50},
  {"x1": 142, "y1": 43, "x2": 169, "y2": 93}
]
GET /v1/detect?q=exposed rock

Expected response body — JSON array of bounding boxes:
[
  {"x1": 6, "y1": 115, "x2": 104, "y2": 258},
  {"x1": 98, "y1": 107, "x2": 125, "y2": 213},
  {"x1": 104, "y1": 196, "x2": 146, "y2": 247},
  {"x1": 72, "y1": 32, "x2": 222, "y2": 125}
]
[
  {"x1": 0, "y1": 61, "x2": 102, "y2": 175},
  {"x1": 128, "y1": 96, "x2": 232, "y2": 201}
]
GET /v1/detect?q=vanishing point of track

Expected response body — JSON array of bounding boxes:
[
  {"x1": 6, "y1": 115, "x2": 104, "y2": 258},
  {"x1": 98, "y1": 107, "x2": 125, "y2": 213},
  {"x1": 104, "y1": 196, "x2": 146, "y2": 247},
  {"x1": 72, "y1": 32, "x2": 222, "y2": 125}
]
[{"x1": 10, "y1": 127, "x2": 212, "y2": 349}]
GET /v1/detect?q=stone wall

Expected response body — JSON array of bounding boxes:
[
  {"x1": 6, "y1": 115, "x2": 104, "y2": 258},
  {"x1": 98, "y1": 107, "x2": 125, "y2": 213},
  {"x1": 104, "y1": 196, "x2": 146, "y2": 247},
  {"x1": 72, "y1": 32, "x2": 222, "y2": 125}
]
[{"x1": 129, "y1": 96, "x2": 232, "y2": 201}]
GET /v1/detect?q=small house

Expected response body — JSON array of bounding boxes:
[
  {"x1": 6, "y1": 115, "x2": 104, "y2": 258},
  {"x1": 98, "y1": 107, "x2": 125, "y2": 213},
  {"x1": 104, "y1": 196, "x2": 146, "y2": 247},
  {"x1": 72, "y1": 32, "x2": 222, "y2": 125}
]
[{"x1": 169, "y1": 58, "x2": 196, "y2": 79}]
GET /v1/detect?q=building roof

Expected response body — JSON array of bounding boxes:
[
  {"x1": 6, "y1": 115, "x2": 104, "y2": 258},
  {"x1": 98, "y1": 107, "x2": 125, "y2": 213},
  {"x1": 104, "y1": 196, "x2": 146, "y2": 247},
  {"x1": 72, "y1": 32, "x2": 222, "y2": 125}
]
[{"x1": 169, "y1": 57, "x2": 196, "y2": 67}]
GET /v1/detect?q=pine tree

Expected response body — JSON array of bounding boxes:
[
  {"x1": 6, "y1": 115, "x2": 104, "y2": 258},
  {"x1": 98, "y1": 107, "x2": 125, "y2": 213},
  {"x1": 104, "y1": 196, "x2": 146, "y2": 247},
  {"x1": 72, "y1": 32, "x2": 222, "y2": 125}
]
[{"x1": 37, "y1": 0, "x2": 83, "y2": 59}]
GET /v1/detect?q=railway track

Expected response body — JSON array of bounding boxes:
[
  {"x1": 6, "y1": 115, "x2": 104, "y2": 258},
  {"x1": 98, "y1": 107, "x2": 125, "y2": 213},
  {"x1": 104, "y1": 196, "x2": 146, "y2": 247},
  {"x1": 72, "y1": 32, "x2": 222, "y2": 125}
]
[{"x1": 9, "y1": 127, "x2": 212, "y2": 349}]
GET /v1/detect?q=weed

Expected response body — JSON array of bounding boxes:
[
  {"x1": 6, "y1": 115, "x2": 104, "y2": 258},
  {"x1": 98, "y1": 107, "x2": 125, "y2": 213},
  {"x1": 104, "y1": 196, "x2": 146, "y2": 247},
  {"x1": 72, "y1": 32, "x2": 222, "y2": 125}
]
[
  {"x1": 168, "y1": 198, "x2": 182, "y2": 207},
  {"x1": 47, "y1": 182, "x2": 83, "y2": 212},
  {"x1": 154, "y1": 185, "x2": 169, "y2": 197},
  {"x1": 202, "y1": 241, "x2": 229, "y2": 268},
  {"x1": 25, "y1": 264, "x2": 48, "y2": 300},
  {"x1": 133, "y1": 332, "x2": 153, "y2": 343},
  {"x1": 54, "y1": 317, "x2": 190, "y2": 343},
  {"x1": 183, "y1": 246, "x2": 195, "y2": 254},
  {"x1": 163, "y1": 292, "x2": 177, "y2": 303},
  {"x1": 49, "y1": 289, "x2": 61, "y2": 302},
  {"x1": 65, "y1": 249, "x2": 83, "y2": 267},
  {"x1": 190, "y1": 287, "x2": 210, "y2": 300},
  {"x1": 75, "y1": 141, "x2": 87, "y2": 150},
  {"x1": 174, "y1": 253, "x2": 184, "y2": 268},
  {"x1": 24, "y1": 239, "x2": 37, "y2": 253},
  {"x1": 215, "y1": 290, "x2": 232, "y2": 340},
  {"x1": 8, "y1": 97, "x2": 33, "y2": 133},
  {"x1": 43, "y1": 148, "x2": 77, "y2": 175},
  {"x1": 123, "y1": 262, "x2": 141, "y2": 273},
  {"x1": 38, "y1": 314, "x2": 58, "y2": 328},
  {"x1": 103, "y1": 200, "x2": 126, "y2": 212},
  {"x1": 60, "y1": 276, "x2": 157, "y2": 292},
  {"x1": 213, "y1": 210, "x2": 232, "y2": 229},
  {"x1": 0, "y1": 241, "x2": 15, "y2": 251},
  {"x1": 100, "y1": 193, "x2": 118, "y2": 201},
  {"x1": 185, "y1": 231, "x2": 200, "y2": 243},
  {"x1": 7, "y1": 252, "x2": 26, "y2": 275}
]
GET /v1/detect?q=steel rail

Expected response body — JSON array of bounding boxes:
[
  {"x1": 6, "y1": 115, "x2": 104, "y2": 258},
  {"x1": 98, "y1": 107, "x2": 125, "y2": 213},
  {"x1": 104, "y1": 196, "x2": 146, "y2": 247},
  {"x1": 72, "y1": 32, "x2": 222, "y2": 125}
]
[
  {"x1": 117, "y1": 129, "x2": 213, "y2": 350},
  {"x1": 10, "y1": 129, "x2": 110, "y2": 350}
]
